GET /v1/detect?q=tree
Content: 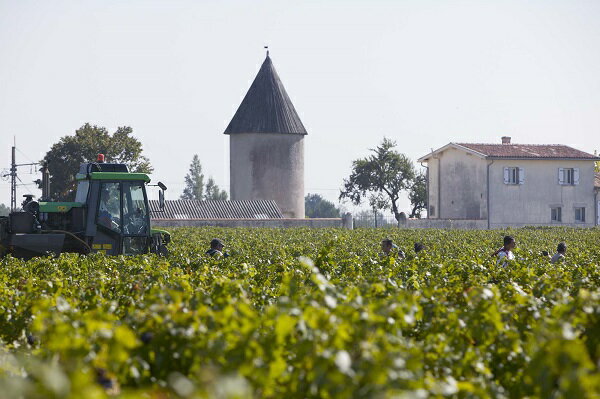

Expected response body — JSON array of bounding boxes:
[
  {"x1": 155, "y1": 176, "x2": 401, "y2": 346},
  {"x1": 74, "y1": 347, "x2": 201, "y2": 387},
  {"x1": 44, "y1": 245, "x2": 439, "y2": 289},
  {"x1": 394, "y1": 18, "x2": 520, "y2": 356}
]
[
  {"x1": 595, "y1": 151, "x2": 600, "y2": 173},
  {"x1": 305, "y1": 193, "x2": 341, "y2": 218},
  {"x1": 41, "y1": 123, "x2": 152, "y2": 201},
  {"x1": 181, "y1": 155, "x2": 228, "y2": 200},
  {"x1": 0, "y1": 203, "x2": 9, "y2": 216},
  {"x1": 181, "y1": 155, "x2": 204, "y2": 200},
  {"x1": 340, "y1": 138, "x2": 415, "y2": 223},
  {"x1": 408, "y1": 171, "x2": 427, "y2": 218},
  {"x1": 204, "y1": 177, "x2": 228, "y2": 200}
]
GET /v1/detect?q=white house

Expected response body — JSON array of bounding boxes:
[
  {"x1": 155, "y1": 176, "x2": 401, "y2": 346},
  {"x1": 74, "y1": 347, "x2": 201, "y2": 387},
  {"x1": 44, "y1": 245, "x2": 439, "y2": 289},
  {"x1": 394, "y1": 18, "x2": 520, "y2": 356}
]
[{"x1": 418, "y1": 137, "x2": 600, "y2": 228}]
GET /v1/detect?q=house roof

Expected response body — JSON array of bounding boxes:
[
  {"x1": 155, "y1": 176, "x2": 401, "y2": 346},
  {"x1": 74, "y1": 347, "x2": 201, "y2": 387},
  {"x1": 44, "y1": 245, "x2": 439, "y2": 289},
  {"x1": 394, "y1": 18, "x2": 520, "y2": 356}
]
[
  {"x1": 224, "y1": 55, "x2": 307, "y2": 135},
  {"x1": 419, "y1": 142, "x2": 600, "y2": 162},
  {"x1": 149, "y1": 199, "x2": 283, "y2": 219}
]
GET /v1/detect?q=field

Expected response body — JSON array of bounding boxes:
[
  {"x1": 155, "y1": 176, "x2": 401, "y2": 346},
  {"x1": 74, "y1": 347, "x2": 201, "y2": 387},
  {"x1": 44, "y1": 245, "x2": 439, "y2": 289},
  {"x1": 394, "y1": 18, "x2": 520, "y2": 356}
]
[{"x1": 1, "y1": 227, "x2": 600, "y2": 398}]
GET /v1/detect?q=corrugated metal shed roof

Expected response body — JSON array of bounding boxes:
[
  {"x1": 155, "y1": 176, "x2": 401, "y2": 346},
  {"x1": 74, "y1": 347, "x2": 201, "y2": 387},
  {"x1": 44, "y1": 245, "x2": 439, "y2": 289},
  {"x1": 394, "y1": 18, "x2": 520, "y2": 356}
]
[
  {"x1": 224, "y1": 55, "x2": 307, "y2": 135},
  {"x1": 149, "y1": 199, "x2": 283, "y2": 219}
]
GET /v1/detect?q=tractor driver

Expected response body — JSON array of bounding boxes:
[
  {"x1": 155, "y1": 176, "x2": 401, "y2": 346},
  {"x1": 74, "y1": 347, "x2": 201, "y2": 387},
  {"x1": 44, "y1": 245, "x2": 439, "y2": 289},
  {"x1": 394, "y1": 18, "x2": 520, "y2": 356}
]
[{"x1": 98, "y1": 188, "x2": 120, "y2": 231}]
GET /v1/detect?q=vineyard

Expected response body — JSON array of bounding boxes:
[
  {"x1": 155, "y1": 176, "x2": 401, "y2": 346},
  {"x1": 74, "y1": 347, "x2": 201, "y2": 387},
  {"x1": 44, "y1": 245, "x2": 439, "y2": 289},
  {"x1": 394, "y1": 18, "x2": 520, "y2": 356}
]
[{"x1": 1, "y1": 227, "x2": 600, "y2": 398}]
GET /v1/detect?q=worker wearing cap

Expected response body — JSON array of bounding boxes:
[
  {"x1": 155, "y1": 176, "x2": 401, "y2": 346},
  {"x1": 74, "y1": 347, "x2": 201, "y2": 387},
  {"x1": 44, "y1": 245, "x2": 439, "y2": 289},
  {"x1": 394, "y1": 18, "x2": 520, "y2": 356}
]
[
  {"x1": 206, "y1": 238, "x2": 229, "y2": 258},
  {"x1": 381, "y1": 238, "x2": 405, "y2": 259}
]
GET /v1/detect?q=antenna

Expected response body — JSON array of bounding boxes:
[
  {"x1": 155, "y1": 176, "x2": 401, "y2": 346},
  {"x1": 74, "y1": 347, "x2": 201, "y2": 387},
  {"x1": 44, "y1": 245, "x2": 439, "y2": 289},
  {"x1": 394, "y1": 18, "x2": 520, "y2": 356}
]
[
  {"x1": 11, "y1": 141, "x2": 16, "y2": 211},
  {"x1": 264, "y1": 45, "x2": 269, "y2": 57}
]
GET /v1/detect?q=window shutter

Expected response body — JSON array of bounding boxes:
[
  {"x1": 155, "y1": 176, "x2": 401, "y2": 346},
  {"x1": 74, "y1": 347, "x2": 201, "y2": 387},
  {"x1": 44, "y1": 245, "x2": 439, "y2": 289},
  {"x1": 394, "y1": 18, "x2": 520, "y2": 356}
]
[
  {"x1": 574, "y1": 168, "x2": 580, "y2": 185},
  {"x1": 558, "y1": 168, "x2": 564, "y2": 185},
  {"x1": 558, "y1": 207, "x2": 562, "y2": 222},
  {"x1": 518, "y1": 168, "x2": 524, "y2": 185},
  {"x1": 503, "y1": 167, "x2": 509, "y2": 184}
]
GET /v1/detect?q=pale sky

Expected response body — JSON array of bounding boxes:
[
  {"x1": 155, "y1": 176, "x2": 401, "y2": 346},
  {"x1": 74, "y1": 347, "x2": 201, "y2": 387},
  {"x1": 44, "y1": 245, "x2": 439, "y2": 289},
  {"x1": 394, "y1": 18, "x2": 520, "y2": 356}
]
[{"x1": 1, "y1": 0, "x2": 599, "y2": 215}]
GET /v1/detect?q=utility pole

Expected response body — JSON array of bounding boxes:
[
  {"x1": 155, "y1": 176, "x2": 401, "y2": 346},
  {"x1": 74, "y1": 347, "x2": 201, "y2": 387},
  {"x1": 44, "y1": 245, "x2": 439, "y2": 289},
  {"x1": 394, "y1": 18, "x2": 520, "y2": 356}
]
[
  {"x1": 10, "y1": 142, "x2": 16, "y2": 212},
  {"x1": 5, "y1": 138, "x2": 41, "y2": 212}
]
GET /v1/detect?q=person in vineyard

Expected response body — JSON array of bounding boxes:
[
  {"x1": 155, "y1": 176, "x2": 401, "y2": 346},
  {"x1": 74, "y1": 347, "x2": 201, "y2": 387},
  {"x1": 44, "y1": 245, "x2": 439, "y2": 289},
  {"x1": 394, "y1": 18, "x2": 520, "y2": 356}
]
[
  {"x1": 550, "y1": 242, "x2": 567, "y2": 264},
  {"x1": 414, "y1": 242, "x2": 425, "y2": 255},
  {"x1": 206, "y1": 238, "x2": 229, "y2": 258},
  {"x1": 381, "y1": 239, "x2": 405, "y2": 259},
  {"x1": 493, "y1": 235, "x2": 515, "y2": 267}
]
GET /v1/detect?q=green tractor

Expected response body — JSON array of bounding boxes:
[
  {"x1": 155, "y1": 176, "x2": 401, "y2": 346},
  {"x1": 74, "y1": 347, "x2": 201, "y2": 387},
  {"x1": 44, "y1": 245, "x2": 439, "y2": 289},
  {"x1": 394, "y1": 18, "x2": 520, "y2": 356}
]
[{"x1": 0, "y1": 155, "x2": 170, "y2": 259}]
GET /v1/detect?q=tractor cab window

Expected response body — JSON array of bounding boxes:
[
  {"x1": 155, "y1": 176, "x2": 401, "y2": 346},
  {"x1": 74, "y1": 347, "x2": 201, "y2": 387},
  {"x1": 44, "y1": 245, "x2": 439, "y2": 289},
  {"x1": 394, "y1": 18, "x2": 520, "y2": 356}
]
[
  {"x1": 122, "y1": 182, "x2": 148, "y2": 236},
  {"x1": 75, "y1": 181, "x2": 89, "y2": 203},
  {"x1": 97, "y1": 183, "x2": 121, "y2": 232}
]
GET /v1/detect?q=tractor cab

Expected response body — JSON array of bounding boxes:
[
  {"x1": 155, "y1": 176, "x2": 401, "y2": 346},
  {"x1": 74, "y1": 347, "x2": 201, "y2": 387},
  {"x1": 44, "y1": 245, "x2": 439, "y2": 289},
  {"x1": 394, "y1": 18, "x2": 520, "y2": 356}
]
[{"x1": 74, "y1": 155, "x2": 169, "y2": 255}]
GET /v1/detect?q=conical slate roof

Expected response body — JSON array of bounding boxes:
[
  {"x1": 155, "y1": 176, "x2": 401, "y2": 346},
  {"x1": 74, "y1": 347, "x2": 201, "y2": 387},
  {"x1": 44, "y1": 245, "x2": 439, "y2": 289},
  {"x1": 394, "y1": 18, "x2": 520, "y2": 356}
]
[{"x1": 224, "y1": 55, "x2": 307, "y2": 135}]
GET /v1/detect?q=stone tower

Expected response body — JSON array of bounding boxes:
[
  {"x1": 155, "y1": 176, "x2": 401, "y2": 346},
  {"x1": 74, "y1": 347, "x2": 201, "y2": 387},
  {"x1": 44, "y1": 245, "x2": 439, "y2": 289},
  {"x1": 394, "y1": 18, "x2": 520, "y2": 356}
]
[{"x1": 224, "y1": 54, "x2": 307, "y2": 218}]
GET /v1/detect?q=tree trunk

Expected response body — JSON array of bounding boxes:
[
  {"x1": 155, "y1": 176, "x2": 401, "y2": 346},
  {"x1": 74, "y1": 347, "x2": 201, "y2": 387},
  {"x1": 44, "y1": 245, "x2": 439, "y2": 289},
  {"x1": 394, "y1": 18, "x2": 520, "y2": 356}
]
[
  {"x1": 409, "y1": 205, "x2": 419, "y2": 219},
  {"x1": 390, "y1": 199, "x2": 401, "y2": 223}
]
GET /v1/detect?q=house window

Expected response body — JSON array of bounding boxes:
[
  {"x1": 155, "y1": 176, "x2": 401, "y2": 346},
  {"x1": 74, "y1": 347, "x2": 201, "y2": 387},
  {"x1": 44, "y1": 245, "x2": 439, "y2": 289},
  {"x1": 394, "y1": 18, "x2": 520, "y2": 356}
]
[
  {"x1": 558, "y1": 168, "x2": 579, "y2": 185},
  {"x1": 503, "y1": 167, "x2": 524, "y2": 185},
  {"x1": 565, "y1": 169, "x2": 574, "y2": 184},
  {"x1": 575, "y1": 207, "x2": 586, "y2": 222},
  {"x1": 551, "y1": 207, "x2": 562, "y2": 222}
]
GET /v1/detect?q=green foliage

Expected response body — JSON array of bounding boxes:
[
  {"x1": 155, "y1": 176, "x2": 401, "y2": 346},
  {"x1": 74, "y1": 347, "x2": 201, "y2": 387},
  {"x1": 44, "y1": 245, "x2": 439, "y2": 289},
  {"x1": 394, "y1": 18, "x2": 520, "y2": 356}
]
[
  {"x1": 181, "y1": 155, "x2": 228, "y2": 200},
  {"x1": 340, "y1": 138, "x2": 415, "y2": 222},
  {"x1": 205, "y1": 177, "x2": 228, "y2": 201},
  {"x1": 181, "y1": 154, "x2": 204, "y2": 200},
  {"x1": 305, "y1": 194, "x2": 340, "y2": 218},
  {"x1": 0, "y1": 203, "x2": 9, "y2": 216},
  {"x1": 1, "y1": 228, "x2": 600, "y2": 398},
  {"x1": 41, "y1": 124, "x2": 153, "y2": 201},
  {"x1": 409, "y1": 171, "x2": 427, "y2": 218}
]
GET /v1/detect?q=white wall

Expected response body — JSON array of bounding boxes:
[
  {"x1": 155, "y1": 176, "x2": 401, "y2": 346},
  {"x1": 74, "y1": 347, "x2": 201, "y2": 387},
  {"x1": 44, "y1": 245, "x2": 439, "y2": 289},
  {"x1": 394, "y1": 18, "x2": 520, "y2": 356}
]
[
  {"x1": 489, "y1": 160, "x2": 596, "y2": 227},
  {"x1": 230, "y1": 133, "x2": 305, "y2": 219},
  {"x1": 427, "y1": 147, "x2": 488, "y2": 220},
  {"x1": 427, "y1": 157, "x2": 439, "y2": 218}
]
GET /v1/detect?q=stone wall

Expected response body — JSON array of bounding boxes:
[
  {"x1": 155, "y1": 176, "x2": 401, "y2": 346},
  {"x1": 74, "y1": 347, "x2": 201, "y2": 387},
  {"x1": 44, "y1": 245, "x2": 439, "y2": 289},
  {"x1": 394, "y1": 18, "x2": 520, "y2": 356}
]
[
  {"x1": 230, "y1": 133, "x2": 304, "y2": 218},
  {"x1": 403, "y1": 219, "x2": 488, "y2": 229}
]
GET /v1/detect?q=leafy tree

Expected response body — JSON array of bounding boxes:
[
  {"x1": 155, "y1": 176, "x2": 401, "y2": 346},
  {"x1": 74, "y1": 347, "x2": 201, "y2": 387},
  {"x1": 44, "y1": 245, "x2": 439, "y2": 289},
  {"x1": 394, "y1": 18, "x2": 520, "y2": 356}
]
[
  {"x1": 595, "y1": 150, "x2": 599, "y2": 173},
  {"x1": 0, "y1": 203, "x2": 9, "y2": 216},
  {"x1": 368, "y1": 193, "x2": 389, "y2": 214},
  {"x1": 205, "y1": 177, "x2": 228, "y2": 200},
  {"x1": 340, "y1": 138, "x2": 415, "y2": 223},
  {"x1": 408, "y1": 171, "x2": 427, "y2": 218},
  {"x1": 305, "y1": 193, "x2": 341, "y2": 218},
  {"x1": 181, "y1": 155, "x2": 204, "y2": 200},
  {"x1": 41, "y1": 123, "x2": 152, "y2": 201},
  {"x1": 181, "y1": 155, "x2": 228, "y2": 200}
]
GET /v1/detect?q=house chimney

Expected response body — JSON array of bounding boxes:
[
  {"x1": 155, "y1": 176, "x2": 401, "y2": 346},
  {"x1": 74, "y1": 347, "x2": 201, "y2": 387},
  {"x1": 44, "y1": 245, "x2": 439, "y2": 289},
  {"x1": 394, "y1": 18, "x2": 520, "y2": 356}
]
[{"x1": 501, "y1": 136, "x2": 511, "y2": 144}]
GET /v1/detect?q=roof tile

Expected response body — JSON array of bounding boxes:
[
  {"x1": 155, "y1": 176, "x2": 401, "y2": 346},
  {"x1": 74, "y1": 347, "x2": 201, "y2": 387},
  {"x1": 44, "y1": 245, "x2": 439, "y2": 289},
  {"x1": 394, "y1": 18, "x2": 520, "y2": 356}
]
[{"x1": 455, "y1": 143, "x2": 598, "y2": 159}]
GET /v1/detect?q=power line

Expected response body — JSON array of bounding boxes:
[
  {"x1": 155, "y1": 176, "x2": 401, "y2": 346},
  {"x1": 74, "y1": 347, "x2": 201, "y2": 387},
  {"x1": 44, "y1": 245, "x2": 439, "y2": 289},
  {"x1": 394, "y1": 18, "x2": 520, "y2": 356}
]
[
  {"x1": 15, "y1": 175, "x2": 34, "y2": 197},
  {"x1": 16, "y1": 147, "x2": 38, "y2": 165}
]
